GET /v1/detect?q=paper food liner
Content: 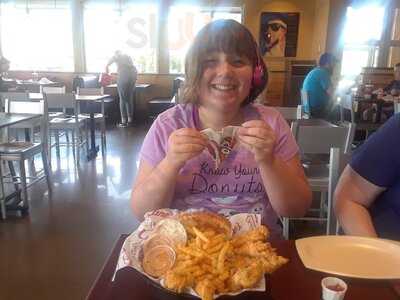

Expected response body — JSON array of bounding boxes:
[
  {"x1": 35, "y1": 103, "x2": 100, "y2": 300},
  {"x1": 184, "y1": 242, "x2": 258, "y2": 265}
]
[
  {"x1": 201, "y1": 126, "x2": 240, "y2": 169},
  {"x1": 114, "y1": 208, "x2": 265, "y2": 298}
]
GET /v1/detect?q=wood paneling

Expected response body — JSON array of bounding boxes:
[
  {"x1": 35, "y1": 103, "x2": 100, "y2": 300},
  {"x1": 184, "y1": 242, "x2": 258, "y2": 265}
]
[{"x1": 264, "y1": 71, "x2": 286, "y2": 107}]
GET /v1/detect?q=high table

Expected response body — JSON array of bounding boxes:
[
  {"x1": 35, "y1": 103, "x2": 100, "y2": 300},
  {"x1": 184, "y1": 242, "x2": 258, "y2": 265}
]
[
  {"x1": 75, "y1": 95, "x2": 112, "y2": 161},
  {"x1": 16, "y1": 80, "x2": 61, "y2": 92},
  {"x1": 86, "y1": 234, "x2": 398, "y2": 300}
]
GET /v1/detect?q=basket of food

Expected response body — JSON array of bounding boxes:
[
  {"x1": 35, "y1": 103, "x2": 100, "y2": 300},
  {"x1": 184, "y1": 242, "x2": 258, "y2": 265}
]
[{"x1": 114, "y1": 209, "x2": 288, "y2": 300}]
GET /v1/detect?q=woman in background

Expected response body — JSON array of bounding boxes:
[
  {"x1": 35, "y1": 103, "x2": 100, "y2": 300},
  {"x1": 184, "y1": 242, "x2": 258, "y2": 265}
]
[{"x1": 106, "y1": 50, "x2": 137, "y2": 127}]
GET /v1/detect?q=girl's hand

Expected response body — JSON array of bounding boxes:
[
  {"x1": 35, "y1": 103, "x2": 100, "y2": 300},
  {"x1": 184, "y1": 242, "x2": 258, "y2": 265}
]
[
  {"x1": 237, "y1": 120, "x2": 276, "y2": 164},
  {"x1": 166, "y1": 128, "x2": 208, "y2": 169}
]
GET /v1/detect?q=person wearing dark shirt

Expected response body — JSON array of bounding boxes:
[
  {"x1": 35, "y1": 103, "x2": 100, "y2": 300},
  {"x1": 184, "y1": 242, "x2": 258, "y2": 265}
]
[
  {"x1": 106, "y1": 50, "x2": 138, "y2": 127},
  {"x1": 383, "y1": 62, "x2": 400, "y2": 95},
  {"x1": 302, "y1": 53, "x2": 337, "y2": 118},
  {"x1": 334, "y1": 114, "x2": 400, "y2": 240}
]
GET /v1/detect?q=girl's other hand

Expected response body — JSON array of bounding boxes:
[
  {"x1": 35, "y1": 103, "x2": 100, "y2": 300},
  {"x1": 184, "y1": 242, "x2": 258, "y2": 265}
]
[{"x1": 237, "y1": 120, "x2": 276, "y2": 164}]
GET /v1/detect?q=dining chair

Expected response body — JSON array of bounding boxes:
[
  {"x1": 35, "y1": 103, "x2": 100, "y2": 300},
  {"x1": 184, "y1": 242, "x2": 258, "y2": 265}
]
[
  {"x1": 0, "y1": 100, "x2": 51, "y2": 219},
  {"x1": 40, "y1": 86, "x2": 66, "y2": 94},
  {"x1": 76, "y1": 87, "x2": 107, "y2": 148},
  {"x1": 282, "y1": 121, "x2": 355, "y2": 239},
  {"x1": 44, "y1": 93, "x2": 88, "y2": 165},
  {"x1": 394, "y1": 101, "x2": 400, "y2": 114},
  {"x1": 275, "y1": 105, "x2": 303, "y2": 121},
  {"x1": 0, "y1": 92, "x2": 30, "y2": 103},
  {"x1": 147, "y1": 78, "x2": 182, "y2": 120},
  {"x1": 339, "y1": 94, "x2": 381, "y2": 139},
  {"x1": 328, "y1": 147, "x2": 352, "y2": 235},
  {"x1": 300, "y1": 90, "x2": 310, "y2": 119},
  {"x1": 1, "y1": 92, "x2": 43, "y2": 143}
]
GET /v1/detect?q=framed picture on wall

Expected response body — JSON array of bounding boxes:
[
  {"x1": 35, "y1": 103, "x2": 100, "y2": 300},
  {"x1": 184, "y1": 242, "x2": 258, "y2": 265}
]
[{"x1": 259, "y1": 12, "x2": 300, "y2": 58}]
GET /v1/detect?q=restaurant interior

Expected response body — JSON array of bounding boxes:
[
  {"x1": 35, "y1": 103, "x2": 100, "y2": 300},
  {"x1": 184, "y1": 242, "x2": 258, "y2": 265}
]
[{"x1": 1, "y1": 0, "x2": 400, "y2": 299}]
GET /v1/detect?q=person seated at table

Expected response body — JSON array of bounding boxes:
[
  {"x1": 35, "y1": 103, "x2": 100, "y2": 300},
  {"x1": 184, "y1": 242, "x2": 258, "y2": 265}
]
[
  {"x1": 334, "y1": 113, "x2": 400, "y2": 240},
  {"x1": 302, "y1": 53, "x2": 337, "y2": 118},
  {"x1": 0, "y1": 56, "x2": 10, "y2": 92},
  {"x1": 106, "y1": 50, "x2": 137, "y2": 128},
  {"x1": 130, "y1": 19, "x2": 312, "y2": 239},
  {"x1": 382, "y1": 63, "x2": 400, "y2": 95}
]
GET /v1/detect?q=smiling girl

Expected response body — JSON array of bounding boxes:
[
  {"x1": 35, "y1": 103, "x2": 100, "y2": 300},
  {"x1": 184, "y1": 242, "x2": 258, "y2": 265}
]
[{"x1": 131, "y1": 20, "x2": 311, "y2": 239}]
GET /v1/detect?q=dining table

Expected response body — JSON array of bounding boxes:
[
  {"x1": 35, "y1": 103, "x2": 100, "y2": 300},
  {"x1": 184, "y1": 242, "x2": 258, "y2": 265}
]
[
  {"x1": 86, "y1": 234, "x2": 399, "y2": 300},
  {"x1": 74, "y1": 94, "x2": 112, "y2": 161}
]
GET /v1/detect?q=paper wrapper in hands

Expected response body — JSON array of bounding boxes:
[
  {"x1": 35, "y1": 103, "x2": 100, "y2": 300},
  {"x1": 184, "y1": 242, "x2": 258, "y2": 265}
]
[{"x1": 201, "y1": 126, "x2": 240, "y2": 168}]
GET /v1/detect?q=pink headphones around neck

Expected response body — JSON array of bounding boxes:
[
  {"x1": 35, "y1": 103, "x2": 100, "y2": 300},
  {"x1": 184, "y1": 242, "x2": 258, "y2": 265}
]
[{"x1": 252, "y1": 45, "x2": 266, "y2": 88}]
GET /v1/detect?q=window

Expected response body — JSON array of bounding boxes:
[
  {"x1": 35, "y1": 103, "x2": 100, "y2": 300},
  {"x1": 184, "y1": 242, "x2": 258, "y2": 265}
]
[
  {"x1": 340, "y1": 5, "x2": 385, "y2": 78},
  {"x1": 387, "y1": 8, "x2": 400, "y2": 67},
  {"x1": 0, "y1": 1, "x2": 73, "y2": 71},
  {"x1": 168, "y1": 6, "x2": 242, "y2": 74},
  {"x1": 84, "y1": 2, "x2": 157, "y2": 73}
]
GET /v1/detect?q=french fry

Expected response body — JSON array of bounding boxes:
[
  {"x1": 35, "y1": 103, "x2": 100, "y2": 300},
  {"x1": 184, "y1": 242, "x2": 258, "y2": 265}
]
[
  {"x1": 203, "y1": 229, "x2": 218, "y2": 237},
  {"x1": 178, "y1": 246, "x2": 204, "y2": 258},
  {"x1": 206, "y1": 241, "x2": 224, "y2": 254},
  {"x1": 207, "y1": 234, "x2": 226, "y2": 247},
  {"x1": 195, "y1": 236, "x2": 202, "y2": 248},
  {"x1": 217, "y1": 241, "x2": 230, "y2": 272},
  {"x1": 193, "y1": 226, "x2": 210, "y2": 243}
]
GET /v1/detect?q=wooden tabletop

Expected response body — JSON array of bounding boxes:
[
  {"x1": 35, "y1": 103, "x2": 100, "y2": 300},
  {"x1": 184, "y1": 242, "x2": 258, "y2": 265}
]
[
  {"x1": 0, "y1": 112, "x2": 41, "y2": 128},
  {"x1": 86, "y1": 235, "x2": 398, "y2": 300}
]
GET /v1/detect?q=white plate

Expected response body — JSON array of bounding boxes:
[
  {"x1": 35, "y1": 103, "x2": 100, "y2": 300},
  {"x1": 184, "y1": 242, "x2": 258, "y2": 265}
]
[{"x1": 295, "y1": 236, "x2": 400, "y2": 279}]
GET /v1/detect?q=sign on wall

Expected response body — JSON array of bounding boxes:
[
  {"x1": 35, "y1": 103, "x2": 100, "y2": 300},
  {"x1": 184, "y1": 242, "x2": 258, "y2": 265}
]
[{"x1": 259, "y1": 12, "x2": 300, "y2": 58}]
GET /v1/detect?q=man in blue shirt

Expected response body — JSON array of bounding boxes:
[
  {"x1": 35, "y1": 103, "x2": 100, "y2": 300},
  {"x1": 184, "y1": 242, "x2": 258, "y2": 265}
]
[
  {"x1": 334, "y1": 114, "x2": 400, "y2": 240},
  {"x1": 302, "y1": 53, "x2": 337, "y2": 118}
]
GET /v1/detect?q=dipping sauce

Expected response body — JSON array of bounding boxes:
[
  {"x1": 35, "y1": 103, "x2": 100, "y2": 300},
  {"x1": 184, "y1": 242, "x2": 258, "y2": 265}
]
[{"x1": 326, "y1": 283, "x2": 345, "y2": 292}]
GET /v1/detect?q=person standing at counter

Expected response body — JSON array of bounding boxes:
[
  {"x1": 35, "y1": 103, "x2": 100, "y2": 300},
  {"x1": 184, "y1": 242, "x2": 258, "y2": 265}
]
[
  {"x1": 106, "y1": 50, "x2": 137, "y2": 127},
  {"x1": 302, "y1": 53, "x2": 337, "y2": 118}
]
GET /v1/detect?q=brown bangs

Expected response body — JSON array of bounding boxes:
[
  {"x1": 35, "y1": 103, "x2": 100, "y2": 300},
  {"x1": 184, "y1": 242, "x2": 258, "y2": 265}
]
[
  {"x1": 199, "y1": 21, "x2": 258, "y2": 66},
  {"x1": 182, "y1": 19, "x2": 266, "y2": 105}
]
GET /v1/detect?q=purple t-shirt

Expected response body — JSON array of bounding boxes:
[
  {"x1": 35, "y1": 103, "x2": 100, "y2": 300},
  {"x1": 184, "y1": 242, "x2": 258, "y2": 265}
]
[{"x1": 139, "y1": 103, "x2": 299, "y2": 237}]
